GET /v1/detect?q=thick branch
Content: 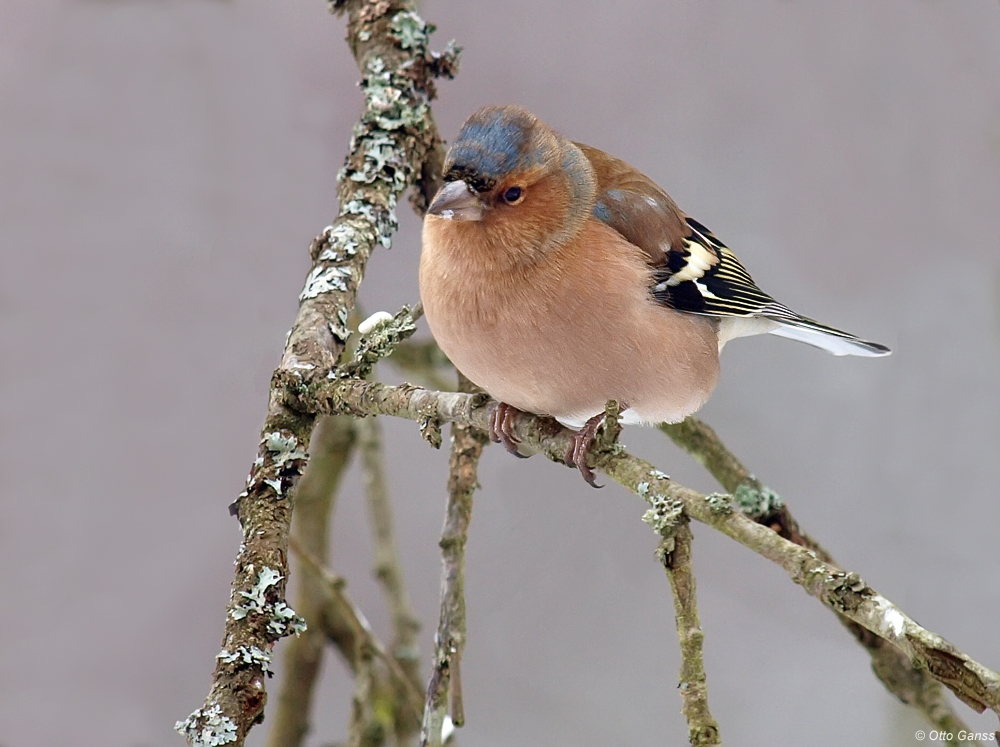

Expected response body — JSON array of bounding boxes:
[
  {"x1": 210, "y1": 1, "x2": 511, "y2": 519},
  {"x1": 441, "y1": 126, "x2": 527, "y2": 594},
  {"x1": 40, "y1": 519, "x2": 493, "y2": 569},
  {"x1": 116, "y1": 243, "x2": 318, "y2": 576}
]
[
  {"x1": 281, "y1": 374, "x2": 1000, "y2": 723},
  {"x1": 659, "y1": 520, "x2": 721, "y2": 746},
  {"x1": 661, "y1": 419, "x2": 984, "y2": 743},
  {"x1": 175, "y1": 1, "x2": 457, "y2": 743},
  {"x1": 421, "y1": 373, "x2": 488, "y2": 747}
]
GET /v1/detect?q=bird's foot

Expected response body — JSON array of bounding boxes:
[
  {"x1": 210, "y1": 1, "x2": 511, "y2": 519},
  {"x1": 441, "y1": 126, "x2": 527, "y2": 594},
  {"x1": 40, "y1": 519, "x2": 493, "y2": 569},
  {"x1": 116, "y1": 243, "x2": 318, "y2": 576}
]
[
  {"x1": 488, "y1": 402, "x2": 529, "y2": 458},
  {"x1": 564, "y1": 402, "x2": 624, "y2": 488}
]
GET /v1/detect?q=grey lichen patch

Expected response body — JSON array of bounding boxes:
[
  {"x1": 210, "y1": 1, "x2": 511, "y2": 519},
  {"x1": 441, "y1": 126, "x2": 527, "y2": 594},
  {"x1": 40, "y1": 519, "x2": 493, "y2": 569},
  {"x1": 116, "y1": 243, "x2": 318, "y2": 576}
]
[
  {"x1": 318, "y1": 223, "x2": 361, "y2": 262},
  {"x1": 704, "y1": 492, "x2": 734, "y2": 516},
  {"x1": 329, "y1": 307, "x2": 351, "y2": 342},
  {"x1": 637, "y1": 481, "x2": 650, "y2": 497},
  {"x1": 232, "y1": 567, "x2": 283, "y2": 621},
  {"x1": 341, "y1": 198, "x2": 398, "y2": 249},
  {"x1": 642, "y1": 493, "x2": 685, "y2": 537},
  {"x1": 231, "y1": 567, "x2": 307, "y2": 639},
  {"x1": 389, "y1": 10, "x2": 432, "y2": 50},
  {"x1": 174, "y1": 703, "x2": 238, "y2": 747},
  {"x1": 649, "y1": 468, "x2": 670, "y2": 480},
  {"x1": 263, "y1": 432, "x2": 308, "y2": 469},
  {"x1": 300, "y1": 265, "x2": 353, "y2": 300},
  {"x1": 361, "y1": 59, "x2": 430, "y2": 133},
  {"x1": 821, "y1": 571, "x2": 873, "y2": 613},
  {"x1": 217, "y1": 645, "x2": 273, "y2": 676},
  {"x1": 733, "y1": 483, "x2": 783, "y2": 519},
  {"x1": 420, "y1": 415, "x2": 443, "y2": 449},
  {"x1": 269, "y1": 601, "x2": 308, "y2": 637}
]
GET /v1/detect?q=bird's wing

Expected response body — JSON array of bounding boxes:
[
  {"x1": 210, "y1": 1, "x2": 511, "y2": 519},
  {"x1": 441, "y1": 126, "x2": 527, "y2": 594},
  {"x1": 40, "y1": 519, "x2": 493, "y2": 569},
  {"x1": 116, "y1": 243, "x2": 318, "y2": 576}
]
[{"x1": 578, "y1": 143, "x2": 890, "y2": 357}]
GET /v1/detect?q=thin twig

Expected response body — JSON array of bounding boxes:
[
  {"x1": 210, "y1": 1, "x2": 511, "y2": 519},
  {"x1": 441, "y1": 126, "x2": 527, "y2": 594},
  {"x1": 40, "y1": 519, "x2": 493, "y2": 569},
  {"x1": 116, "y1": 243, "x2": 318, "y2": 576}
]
[
  {"x1": 658, "y1": 519, "x2": 721, "y2": 746},
  {"x1": 357, "y1": 415, "x2": 424, "y2": 739},
  {"x1": 267, "y1": 416, "x2": 357, "y2": 747},
  {"x1": 421, "y1": 373, "x2": 488, "y2": 747},
  {"x1": 174, "y1": 0, "x2": 457, "y2": 742},
  {"x1": 347, "y1": 646, "x2": 378, "y2": 747},
  {"x1": 289, "y1": 536, "x2": 426, "y2": 723},
  {"x1": 279, "y1": 374, "x2": 1000, "y2": 726},
  {"x1": 661, "y1": 418, "x2": 983, "y2": 744}
]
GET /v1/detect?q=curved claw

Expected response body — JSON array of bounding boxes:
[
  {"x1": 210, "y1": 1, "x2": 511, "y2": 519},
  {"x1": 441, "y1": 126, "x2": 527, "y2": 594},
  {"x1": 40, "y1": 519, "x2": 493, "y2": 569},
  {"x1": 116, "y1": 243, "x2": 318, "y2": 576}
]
[
  {"x1": 488, "y1": 402, "x2": 528, "y2": 458},
  {"x1": 564, "y1": 413, "x2": 607, "y2": 488}
]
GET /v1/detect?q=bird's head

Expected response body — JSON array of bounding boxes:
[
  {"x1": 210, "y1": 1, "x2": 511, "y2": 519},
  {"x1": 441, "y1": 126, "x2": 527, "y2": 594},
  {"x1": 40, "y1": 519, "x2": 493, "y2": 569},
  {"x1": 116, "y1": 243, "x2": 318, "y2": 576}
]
[{"x1": 426, "y1": 105, "x2": 596, "y2": 260}]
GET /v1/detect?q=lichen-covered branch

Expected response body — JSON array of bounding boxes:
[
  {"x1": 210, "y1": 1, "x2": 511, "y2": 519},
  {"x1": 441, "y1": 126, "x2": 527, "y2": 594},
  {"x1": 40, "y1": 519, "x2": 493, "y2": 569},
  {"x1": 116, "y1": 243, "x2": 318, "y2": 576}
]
[
  {"x1": 175, "y1": 1, "x2": 458, "y2": 742},
  {"x1": 658, "y1": 520, "x2": 721, "y2": 746},
  {"x1": 421, "y1": 373, "x2": 488, "y2": 747},
  {"x1": 661, "y1": 418, "x2": 983, "y2": 744},
  {"x1": 357, "y1": 415, "x2": 423, "y2": 741},
  {"x1": 337, "y1": 326, "x2": 983, "y2": 740},
  {"x1": 279, "y1": 374, "x2": 1000, "y2": 724},
  {"x1": 267, "y1": 416, "x2": 357, "y2": 747}
]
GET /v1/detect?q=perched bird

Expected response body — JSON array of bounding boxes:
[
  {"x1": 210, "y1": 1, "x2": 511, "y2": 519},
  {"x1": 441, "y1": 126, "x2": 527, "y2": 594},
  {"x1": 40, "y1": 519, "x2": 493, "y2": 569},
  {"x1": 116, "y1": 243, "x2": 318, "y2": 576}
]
[{"x1": 419, "y1": 105, "x2": 889, "y2": 485}]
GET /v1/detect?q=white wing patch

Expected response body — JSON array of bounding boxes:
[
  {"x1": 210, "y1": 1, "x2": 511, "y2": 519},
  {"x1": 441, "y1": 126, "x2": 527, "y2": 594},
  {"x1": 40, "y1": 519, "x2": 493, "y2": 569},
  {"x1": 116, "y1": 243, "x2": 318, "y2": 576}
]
[
  {"x1": 694, "y1": 280, "x2": 717, "y2": 299},
  {"x1": 664, "y1": 239, "x2": 719, "y2": 286}
]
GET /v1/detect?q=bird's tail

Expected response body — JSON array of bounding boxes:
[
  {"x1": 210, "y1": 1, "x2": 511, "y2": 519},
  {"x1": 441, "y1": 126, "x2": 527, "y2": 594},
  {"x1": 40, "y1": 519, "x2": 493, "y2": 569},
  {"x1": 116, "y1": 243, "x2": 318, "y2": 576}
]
[{"x1": 763, "y1": 305, "x2": 890, "y2": 357}]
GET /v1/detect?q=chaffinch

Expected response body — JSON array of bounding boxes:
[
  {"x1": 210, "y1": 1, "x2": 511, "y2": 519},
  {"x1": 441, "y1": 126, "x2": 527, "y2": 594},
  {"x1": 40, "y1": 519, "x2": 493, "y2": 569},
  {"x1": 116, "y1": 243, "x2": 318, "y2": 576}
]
[{"x1": 419, "y1": 105, "x2": 889, "y2": 485}]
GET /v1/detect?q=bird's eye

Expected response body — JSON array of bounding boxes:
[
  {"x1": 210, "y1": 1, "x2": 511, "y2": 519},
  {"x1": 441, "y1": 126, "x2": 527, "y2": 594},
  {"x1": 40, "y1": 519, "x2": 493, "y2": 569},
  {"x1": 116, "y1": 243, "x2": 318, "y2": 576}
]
[{"x1": 502, "y1": 186, "x2": 523, "y2": 204}]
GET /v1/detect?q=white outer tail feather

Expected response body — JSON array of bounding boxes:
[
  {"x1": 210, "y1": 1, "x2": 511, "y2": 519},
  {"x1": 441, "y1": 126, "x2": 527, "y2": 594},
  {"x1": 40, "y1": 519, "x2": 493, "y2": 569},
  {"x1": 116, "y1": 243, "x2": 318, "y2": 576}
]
[{"x1": 768, "y1": 323, "x2": 890, "y2": 357}]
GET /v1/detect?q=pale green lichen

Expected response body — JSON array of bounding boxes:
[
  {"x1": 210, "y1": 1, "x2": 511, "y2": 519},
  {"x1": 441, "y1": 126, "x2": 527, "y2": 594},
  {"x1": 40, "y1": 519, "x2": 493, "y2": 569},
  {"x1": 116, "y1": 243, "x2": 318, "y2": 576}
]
[
  {"x1": 318, "y1": 223, "x2": 361, "y2": 262},
  {"x1": 263, "y1": 432, "x2": 308, "y2": 468},
  {"x1": 174, "y1": 703, "x2": 238, "y2": 746},
  {"x1": 299, "y1": 265, "x2": 352, "y2": 300},
  {"x1": 605, "y1": 442, "x2": 627, "y2": 458},
  {"x1": 733, "y1": 483, "x2": 783, "y2": 518},
  {"x1": 339, "y1": 56, "x2": 431, "y2": 196},
  {"x1": 329, "y1": 307, "x2": 351, "y2": 341},
  {"x1": 341, "y1": 198, "x2": 398, "y2": 249},
  {"x1": 389, "y1": 10, "x2": 432, "y2": 50},
  {"x1": 705, "y1": 492, "x2": 734, "y2": 516},
  {"x1": 231, "y1": 567, "x2": 282, "y2": 621},
  {"x1": 649, "y1": 469, "x2": 670, "y2": 480},
  {"x1": 269, "y1": 601, "x2": 308, "y2": 637},
  {"x1": 217, "y1": 645, "x2": 273, "y2": 675},
  {"x1": 230, "y1": 568, "x2": 307, "y2": 638},
  {"x1": 637, "y1": 481, "x2": 650, "y2": 497},
  {"x1": 641, "y1": 494, "x2": 685, "y2": 536}
]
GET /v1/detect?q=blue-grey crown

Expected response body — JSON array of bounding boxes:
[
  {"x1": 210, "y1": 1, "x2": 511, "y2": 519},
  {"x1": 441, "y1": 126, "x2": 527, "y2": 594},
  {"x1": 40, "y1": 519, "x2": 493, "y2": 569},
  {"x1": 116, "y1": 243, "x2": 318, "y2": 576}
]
[{"x1": 444, "y1": 107, "x2": 540, "y2": 192}]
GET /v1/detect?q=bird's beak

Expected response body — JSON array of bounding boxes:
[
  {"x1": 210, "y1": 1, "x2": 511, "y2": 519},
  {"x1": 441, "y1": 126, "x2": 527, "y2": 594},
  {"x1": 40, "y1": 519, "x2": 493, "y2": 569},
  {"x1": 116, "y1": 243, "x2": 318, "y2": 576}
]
[{"x1": 427, "y1": 180, "x2": 486, "y2": 222}]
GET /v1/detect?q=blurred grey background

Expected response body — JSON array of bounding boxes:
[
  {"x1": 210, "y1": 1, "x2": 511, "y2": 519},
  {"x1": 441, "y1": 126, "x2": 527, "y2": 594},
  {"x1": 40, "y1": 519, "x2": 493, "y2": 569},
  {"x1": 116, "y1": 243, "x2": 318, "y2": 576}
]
[{"x1": 2, "y1": 1, "x2": 999, "y2": 745}]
